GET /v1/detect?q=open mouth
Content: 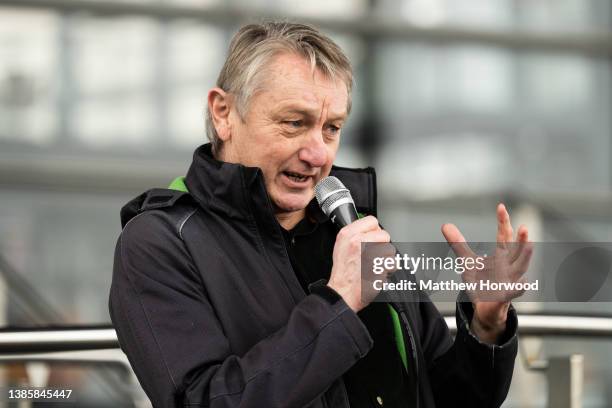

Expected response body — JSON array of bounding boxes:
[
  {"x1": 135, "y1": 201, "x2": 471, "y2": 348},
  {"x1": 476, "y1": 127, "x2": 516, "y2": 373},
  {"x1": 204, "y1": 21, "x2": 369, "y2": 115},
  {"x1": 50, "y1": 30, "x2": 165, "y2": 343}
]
[{"x1": 283, "y1": 171, "x2": 310, "y2": 183}]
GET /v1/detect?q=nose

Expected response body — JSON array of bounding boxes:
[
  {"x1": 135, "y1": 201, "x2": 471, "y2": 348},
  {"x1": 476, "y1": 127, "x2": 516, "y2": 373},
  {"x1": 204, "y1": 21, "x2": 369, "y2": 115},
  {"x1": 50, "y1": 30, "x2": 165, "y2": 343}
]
[{"x1": 298, "y1": 130, "x2": 328, "y2": 168}]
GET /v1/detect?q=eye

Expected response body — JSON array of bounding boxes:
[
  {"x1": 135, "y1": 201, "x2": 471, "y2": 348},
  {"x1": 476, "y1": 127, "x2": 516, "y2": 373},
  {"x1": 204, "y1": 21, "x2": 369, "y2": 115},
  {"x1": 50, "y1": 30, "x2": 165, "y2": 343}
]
[
  {"x1": 284, "y1": 120, "x2": 303, "y2": 128},
  {"x1": 327, "y1": 124, "x2": 341, "y2": 135}
]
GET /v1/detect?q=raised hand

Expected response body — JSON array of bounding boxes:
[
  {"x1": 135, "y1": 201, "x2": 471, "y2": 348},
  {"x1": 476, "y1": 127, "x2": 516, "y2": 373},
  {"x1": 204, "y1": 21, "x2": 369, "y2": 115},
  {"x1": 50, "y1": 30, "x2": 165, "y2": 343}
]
[{"x1": 441, "y1": 204, "x2": 533, "y2": 344}]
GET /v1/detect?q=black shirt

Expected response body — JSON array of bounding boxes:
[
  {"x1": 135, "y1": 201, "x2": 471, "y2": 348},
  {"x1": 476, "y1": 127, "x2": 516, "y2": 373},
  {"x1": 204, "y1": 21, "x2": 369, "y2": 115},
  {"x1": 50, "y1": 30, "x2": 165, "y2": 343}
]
[{"x1": 280, "y1": 204, "x2": 411, "y2": 408}]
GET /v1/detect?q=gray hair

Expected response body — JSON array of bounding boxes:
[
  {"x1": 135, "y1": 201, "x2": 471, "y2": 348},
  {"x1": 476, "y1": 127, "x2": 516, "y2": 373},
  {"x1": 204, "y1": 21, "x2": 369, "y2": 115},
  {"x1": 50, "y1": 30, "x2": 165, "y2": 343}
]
[{"x1": 206, "y1": 21, "x2": 354, "y2": 156}]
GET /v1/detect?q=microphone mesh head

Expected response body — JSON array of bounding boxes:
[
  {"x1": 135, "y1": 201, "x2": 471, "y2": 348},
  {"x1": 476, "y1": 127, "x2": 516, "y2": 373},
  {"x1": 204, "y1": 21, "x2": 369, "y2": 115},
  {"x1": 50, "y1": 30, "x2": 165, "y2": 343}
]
[{"x1": 314, "y1": 176, "x2": 354, "y2": 216}]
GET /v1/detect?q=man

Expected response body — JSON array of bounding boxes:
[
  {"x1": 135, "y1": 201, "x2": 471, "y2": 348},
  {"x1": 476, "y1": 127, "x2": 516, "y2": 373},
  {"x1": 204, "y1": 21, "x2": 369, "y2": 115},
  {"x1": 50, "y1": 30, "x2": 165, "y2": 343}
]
[{"x1": 109, "y1": 22, "x2": 531, "y2": 407}]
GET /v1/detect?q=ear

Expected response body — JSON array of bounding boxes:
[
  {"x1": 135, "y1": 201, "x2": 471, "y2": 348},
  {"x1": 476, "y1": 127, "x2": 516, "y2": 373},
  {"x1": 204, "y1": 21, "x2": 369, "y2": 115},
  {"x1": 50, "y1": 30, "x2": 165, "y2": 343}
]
[{"x1": 208, "y1": 87, "x2": 232, "y2": 142}]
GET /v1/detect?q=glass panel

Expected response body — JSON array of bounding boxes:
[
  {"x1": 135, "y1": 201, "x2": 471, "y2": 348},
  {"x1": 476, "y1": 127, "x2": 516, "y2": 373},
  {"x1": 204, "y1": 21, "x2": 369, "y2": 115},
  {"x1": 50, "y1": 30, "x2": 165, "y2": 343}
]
[
  {"x1": 373, "y1": 42, "x2": 610, "y2": 197},
  {"x1": 71, "y1": 96, "x2": 157, "y2": 149},
  {"x1": 0, "y1": 189, "x2": 128, "y2": 326},
  {"x1": 375, "y1": 43, "x2": 513, "y2": 117},
  {"x1": 72, "y1": 17, "x2": 157, "y2": 98},
  {"x1": 0, "y1": 8, "x2": 59, "y2": 147},
  {"x1": 516, "y1": 0, "x2": 612, "y2": 33},
  {"x1": 375, "y1": 0, "x2": 612, "y2": 32},
  {"x1": 275, "y1": 0, "x2": 367, "y2": 19},
  {"x1": 166, "y1": 21, "x2": 224, "y2": 149},
  {"x1": 374, "y1": 0, "x2": 513, "y2": 28}
]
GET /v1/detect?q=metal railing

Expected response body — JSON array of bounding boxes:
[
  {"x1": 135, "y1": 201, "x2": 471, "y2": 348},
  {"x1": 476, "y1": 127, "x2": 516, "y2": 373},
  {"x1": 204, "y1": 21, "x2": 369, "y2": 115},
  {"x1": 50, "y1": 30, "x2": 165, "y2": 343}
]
[
  {"x1": 0, "y1": 328, "x2": 118, "y2": 353},
  {"x1": 0, "y1": 313, "x2": 610, "y2": 352}
]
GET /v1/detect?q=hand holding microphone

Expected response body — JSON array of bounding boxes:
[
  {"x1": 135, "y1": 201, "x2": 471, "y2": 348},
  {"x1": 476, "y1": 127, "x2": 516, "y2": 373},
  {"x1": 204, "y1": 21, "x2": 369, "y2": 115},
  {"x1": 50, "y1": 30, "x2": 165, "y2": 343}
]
[{"x1": 315, "y1": 177, "x2": 395, "y2": 312}]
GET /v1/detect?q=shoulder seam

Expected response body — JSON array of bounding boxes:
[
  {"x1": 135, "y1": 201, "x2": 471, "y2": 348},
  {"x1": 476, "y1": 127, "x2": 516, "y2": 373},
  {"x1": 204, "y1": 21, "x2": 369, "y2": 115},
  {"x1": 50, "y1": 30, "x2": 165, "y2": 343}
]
[
  {"x1": 178, "y1": 208, "x2": 198, "y2": 240},
  {"x1": 121, "y1": 211, "x2": 149, "y2": 232}
]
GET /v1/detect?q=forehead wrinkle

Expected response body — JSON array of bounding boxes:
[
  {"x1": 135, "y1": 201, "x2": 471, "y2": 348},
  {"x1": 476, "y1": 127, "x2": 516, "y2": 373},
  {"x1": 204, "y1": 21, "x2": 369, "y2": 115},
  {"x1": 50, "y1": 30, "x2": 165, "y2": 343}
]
[
  {"x1": 266, "y1": 56, "x2": 342, "y2": 95},
  {"x1": 317, "y1": 96, "x2": 329, "y2": 126},
  {"x1": 275, "y1": 101, "x2": 347, "y2": 124},
  {"x1": 275, "y1": 101, "x2": 319, "y2": 119},
  {"x1": 273, "y1": 80, "x2": 347, "y2": 115},
  {"x1": 254, "y1": 55, "x2": 348, "y2": 121}
]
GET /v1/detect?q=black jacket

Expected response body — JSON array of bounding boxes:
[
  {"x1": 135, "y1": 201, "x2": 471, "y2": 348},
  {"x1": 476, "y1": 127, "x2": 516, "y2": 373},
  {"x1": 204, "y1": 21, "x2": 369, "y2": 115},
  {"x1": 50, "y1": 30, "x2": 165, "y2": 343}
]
[{"x1": 109, "y1": 144, "x2": 518, "y2": 408}]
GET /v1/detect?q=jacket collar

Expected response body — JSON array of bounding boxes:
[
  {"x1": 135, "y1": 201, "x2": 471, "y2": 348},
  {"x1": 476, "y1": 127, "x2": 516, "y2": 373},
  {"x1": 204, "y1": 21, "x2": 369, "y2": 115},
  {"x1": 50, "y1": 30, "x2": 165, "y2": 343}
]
[{"x1": 184, "y1": 143, "x2": 378, "y2": 220}]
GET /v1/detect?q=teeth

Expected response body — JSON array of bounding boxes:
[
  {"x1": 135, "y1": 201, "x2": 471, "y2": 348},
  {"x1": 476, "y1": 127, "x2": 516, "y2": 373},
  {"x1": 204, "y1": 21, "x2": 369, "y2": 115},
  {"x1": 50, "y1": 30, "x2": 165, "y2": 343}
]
[{"x1": 286, "y1": 172, "x2": 307, "y2": 182}]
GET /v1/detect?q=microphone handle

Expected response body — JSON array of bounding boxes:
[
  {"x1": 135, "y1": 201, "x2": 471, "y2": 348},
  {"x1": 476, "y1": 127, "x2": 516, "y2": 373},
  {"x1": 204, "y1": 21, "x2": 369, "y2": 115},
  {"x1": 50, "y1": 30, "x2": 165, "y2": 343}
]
[{"x1": 330, "y1": 203, "x2": 359, "y2": 228}]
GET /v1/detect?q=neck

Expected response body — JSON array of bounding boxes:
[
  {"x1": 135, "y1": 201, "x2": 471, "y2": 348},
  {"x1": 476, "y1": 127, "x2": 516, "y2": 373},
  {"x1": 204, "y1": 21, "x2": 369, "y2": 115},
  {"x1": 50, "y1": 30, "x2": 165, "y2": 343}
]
[{"x1": 276, "y1": 209, "x2": 306, "y2": 230}]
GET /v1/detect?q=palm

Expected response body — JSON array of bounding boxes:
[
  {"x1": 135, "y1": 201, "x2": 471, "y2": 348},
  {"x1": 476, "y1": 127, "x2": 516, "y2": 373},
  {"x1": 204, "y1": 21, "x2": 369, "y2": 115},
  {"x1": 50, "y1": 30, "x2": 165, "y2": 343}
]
[{"x1": 441, "y1": 204, "x2": 532, "y2": 330}]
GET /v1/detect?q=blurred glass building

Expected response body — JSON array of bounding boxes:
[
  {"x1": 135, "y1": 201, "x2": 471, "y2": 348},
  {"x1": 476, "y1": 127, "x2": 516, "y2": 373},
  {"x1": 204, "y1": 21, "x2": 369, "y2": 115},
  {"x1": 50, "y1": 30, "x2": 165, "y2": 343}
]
[{"x1": 0, "y1": 0, "x2": 611, "y2": 406}]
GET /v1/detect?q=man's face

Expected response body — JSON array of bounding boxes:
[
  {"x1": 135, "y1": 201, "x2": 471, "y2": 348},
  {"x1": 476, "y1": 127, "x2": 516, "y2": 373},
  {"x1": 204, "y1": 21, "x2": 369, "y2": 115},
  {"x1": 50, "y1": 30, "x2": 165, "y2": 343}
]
[{"x1": 222, "y1": 53, "x2": 349, "y2": 216}]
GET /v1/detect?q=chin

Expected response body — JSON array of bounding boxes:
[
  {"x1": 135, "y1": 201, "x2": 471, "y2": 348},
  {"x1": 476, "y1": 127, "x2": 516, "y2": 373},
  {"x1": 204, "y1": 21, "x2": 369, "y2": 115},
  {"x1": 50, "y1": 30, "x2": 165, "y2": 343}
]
[{"x1": 273, "y1": 193, "x2": 311, "y2": 213}]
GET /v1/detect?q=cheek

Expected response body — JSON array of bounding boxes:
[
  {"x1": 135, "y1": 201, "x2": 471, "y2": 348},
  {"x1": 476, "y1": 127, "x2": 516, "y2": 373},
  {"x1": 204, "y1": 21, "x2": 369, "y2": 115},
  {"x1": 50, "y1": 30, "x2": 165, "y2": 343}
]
[
  {"x1": 325, "y1": 144, "x2": 338, "y2": 167},
  {"x1": 237, "y1": 127, "x2": 280, "y2": 165},
  {"x1": 261, "y1": 146, "x2": 293, "y2": 181},
  {"x1": 270, "y1": 138, "x2": 303, "y2": 163}
]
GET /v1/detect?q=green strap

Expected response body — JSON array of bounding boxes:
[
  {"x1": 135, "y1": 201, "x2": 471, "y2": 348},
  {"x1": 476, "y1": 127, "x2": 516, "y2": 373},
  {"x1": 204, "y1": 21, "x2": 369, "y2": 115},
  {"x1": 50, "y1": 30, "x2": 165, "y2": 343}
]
[
  {"x1": 167, "y1": 179, "x2": 409, "y2": 371},
  {"x1": 168, "y1": 176, "x2": 188, "y2": 192},
  {"x1": 358, "y1": 213, "x2": 408, "y2": 371},
  {"x1": 388, "y1": 304, "x2": 408, "y2": 371},
  {"x1": 357, "y1": 213, "x2": 408, "y2": 370}
]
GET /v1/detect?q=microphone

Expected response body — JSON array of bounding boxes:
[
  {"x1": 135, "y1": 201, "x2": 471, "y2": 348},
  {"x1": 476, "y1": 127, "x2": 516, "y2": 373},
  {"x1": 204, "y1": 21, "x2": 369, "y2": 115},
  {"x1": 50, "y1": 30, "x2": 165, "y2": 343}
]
[{"x1": 315, "y1": 176, "x2": 358, "y2": 228}]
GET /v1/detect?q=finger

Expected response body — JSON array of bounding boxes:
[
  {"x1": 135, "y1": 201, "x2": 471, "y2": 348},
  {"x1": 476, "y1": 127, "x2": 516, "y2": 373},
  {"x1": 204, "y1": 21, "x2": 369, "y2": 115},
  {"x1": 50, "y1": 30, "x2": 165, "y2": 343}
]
[
  {"x1": 362, "y1": 229, "x2": 391, "y2": 243},
  {"x1": 510, "y1": 225, "x2": 529, "y2": 262},
  {"x1": 441, "y1": 223, "x2": 476, "y2": 259},
  {"x1": 516, "y1": 224, "x2": 529, "y2": 242},
  {"x1": 496, "y1": 203, "x2": 513, "y2": 245},
  {"x1": 512, "y1": 240, "x2": 533, "y2": 279},
  {"x1": 339, "y1": 215, "x2": 380, "y2": 237}
]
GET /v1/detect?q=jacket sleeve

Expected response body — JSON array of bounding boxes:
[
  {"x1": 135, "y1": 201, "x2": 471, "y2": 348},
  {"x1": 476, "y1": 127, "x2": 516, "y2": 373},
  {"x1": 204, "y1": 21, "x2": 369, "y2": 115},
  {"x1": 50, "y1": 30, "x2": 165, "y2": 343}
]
[
  {"x1": 109, "y1": 212, "x2": 372, "y2": 408},
  {"x1": 419, "y1": 292, "x2": 518, "y2": 408}
]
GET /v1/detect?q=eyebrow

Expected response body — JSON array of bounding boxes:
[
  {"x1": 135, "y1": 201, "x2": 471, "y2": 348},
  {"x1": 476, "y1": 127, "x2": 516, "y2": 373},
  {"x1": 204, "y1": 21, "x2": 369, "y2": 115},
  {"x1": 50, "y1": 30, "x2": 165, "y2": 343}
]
[{"x1": 277, "y1": 106, "x2": 347, "y2": 122}]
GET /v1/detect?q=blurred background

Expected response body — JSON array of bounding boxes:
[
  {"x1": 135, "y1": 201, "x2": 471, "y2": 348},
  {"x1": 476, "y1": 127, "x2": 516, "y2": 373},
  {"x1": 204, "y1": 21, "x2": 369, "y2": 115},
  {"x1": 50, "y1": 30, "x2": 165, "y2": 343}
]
[{"x1": 0, "y1": 0, "x2": 611, "y2": 406}]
